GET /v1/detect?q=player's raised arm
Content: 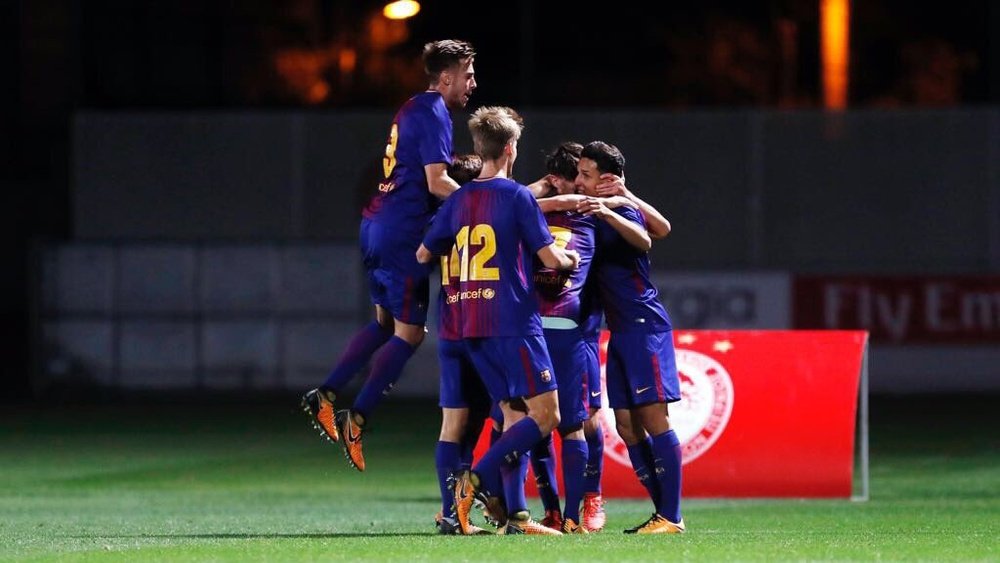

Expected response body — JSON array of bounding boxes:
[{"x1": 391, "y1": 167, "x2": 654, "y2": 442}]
[
  {"x1": 596, "y1": 173, "x2": 671, "y2": 239},
  {"x1": 577, "y1": 197, "x2": 652, "y2": 252},
  {"x1": 526, "y1": 176, "x2": 553, "y2": 198}
]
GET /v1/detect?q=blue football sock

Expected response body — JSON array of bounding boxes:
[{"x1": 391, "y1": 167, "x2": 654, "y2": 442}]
[
  {"x1": 501, "y1": 453, "x2": 529, "y2": 514},
  {"x1": 351, "y1": 336, "x2": 414, "y2": 420},
  {"x1": 651, "y1": 429, "x2": 683, "y2": 523},
  {"x1": 627, "y1": 440, "x2": 662, "y2": 509},
  {"x1": 321, "y1": 321, "x2": 391, "y2": 392},
  {"x1": 473, "y1": 417, "x2": 543, "y2": 500},
  {"x1": 435, "y1": 440, "x2": 461, "y2": 516},
  {"x1": 641, "y1": 436, "x2": 662, "y2": 507},
  {"x1": 530, "y1": 434, "x2": 561, "y2": 512},
  {"x1": 584, "y1": 421, "x2": 605, "y2": 495},
  {"x1": 560, "y1": 438, "x2": 588, "y2": 523}
]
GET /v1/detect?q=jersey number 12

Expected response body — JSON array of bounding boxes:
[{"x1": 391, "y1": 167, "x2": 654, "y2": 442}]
[{"x1": 440, "y1": 224, "x2": 500, "y2": 285}]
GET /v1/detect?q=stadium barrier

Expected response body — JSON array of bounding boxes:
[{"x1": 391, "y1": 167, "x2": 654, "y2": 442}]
[
  {"x1": 36, "y1": 242, "x2": 994, "y2": 395},
  {"x1": 475, "y1": 330, "x2": 869, "y2": 499}
]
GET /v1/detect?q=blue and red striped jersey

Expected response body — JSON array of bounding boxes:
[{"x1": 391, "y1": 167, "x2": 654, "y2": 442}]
[
  {"x1": 534, "y1": 210, "x2": 597, "y2": 323},
  {"x1": 592, "y1": 206, "x2": 671, "y2": 333},
  {"x1": 363, "y1": 92, "x2": 452, "y2": 236},
  {"x1": 423, "y1": 177, "x2": 553, "y2": 338}
]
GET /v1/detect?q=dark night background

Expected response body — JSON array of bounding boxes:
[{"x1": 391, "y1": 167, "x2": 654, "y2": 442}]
[{"x1": 2, "y1": 0, "x2": 998, "y2": 401}]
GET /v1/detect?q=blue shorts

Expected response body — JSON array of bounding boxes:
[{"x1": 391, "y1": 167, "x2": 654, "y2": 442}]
[
  {"x1": 360, "y1": 218, "x2": 430, "y2": 325},
  {"x1": 438, "y1": 338, "x2": 490, "y2": 409},
  {"x1": 583, "y1": 337, "x2": 602, "y2": 409},
  {"x1": 465, "y1": 335, "x2": 557, "y2": 403},
  {"x1": 544, "y1": 327, "x2": 589, "y2": 430},
  {"x1": 605, "y1": 330, "x2": 680, "y2": 409}
]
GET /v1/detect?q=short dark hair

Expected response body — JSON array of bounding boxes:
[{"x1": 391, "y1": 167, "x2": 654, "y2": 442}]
[
  {"x1": 422, "y1": 40, "x2": 476, "y2": 81},
  {"x1": 545, "y1": 142, "x2": 583, "y2": 181},
  {"x1": 581, "y1": 141, "x2": 625, "y2": 177},
  {"x1": 448, "y1": 154, "x2": 483, "y2": 185}
]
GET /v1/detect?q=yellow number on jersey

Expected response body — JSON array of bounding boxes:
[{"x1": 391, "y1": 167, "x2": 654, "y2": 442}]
[
  {"x1": 469, "y1": 225, "x2": 500, "y2": 281},
  {"x1": 456, "y1": 226, "x2": 470, "y2": 281},
  {"x1": 382, "y1": 123, "x2": 399, "y2": 178},
  {"x1": 440, "y1": 244, "x2": 462, "y2": 286},
  {"x1": 441, "y1": 224, "x2": 500, "y2": 284},
  {"x1": 548, "y1": 226, "x2": 573, "y2": 249}
]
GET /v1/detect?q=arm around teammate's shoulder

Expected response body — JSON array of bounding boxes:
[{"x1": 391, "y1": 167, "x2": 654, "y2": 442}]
[
  {"x1": 577, "y1": 197, "x2": 652, "y2": 252},
  {"x1": 596, "y1": 173, "x2": 670, "y2": 239}
]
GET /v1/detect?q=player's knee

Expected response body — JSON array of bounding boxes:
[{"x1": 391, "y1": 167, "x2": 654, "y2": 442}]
[
  {"x1": 410, "y1": 331, "x2": 426, "y2": 347},
  {"x1": 374, "y1": 307, "x2": 394, "y2": 330},
  {"x1": 615, "y1": 420, "x2": 639, "y2": 445},
  {"x1": 529, "y1": 406, "x2": 559, "y2": 434},
  {"x1": 558, "y1": 422, "x2": 583, "y2": 439},
  {"x1": 395, "y1": 324, "x2": 425, "y2": 347},
  {"x1": 542, "y1": 410, "x2": 561, "y2": 434}
]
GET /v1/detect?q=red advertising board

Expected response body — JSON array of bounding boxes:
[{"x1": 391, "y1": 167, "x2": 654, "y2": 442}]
[
  {"x1": 795, "y1": 276, "x2": 1000, "y2": 344},
  {"x1": 474, "y1": 330, "x2": 868, "y2": 498}
]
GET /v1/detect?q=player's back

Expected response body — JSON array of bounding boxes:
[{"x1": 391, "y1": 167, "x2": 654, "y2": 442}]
[
  {"x1": 439, "y1": 177, "x2": 551, "y2": 338},
  {"x1": 363, "y1": 92, "x2": 452, "y2": 235}
]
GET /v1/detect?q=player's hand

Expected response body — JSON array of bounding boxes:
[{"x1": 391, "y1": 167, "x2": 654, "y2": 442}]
[
  {"x1": 576, "y1": 197, "x2": 611, "y2": 219},
  {"x1": 563, "y1": 249, "x2": 581, "y2": 270},
  {"x1": 596, "y1": 173, "x2": 629, "y2": 197},
  {"x1": 415, "y1": 244, "x2": 433, "y2": 264}
]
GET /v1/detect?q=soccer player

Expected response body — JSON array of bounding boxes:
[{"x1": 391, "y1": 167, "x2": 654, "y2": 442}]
[
  {"x1": 529, "y1": 143, "x2": 642, "y2": 532},
  {"x1": 433, "y1": 154, "x2": 492, "y2": 535},
  {"x1": 528, "y1": 142, "x2": 599, "y2": 534},
  {"x1": 416, "y1": 106, "x2": 579, "y2": 535},
  {"x1": 578, "y1": 151, "x2": 671, "y2": 532},
  {"x1": 301, "y1": 40, "x2": 477, "y2": 471},
  {"x1": 575, "y1": 141, "x2": 685, "y2": 534}
]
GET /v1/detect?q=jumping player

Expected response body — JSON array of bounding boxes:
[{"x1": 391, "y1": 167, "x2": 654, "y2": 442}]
[{"x1": 301, "y1": 40, "x2": 477, "y2": 471}]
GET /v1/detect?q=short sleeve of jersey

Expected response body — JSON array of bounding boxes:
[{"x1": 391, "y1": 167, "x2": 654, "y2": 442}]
[
  {"x1": 515, "y1": 188, "x2": 555, "y2": 253},
  {"x1": 413, "y1": 103, "x2": 453, "y2": 167},
  {"x1": 422, "y1": 197, "x2": 456, "y2": 255}
]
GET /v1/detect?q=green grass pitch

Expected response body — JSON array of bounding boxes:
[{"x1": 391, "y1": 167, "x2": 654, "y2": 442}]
[{"x1": 1, "y1": 396, "x2": 996, "y2": 561}]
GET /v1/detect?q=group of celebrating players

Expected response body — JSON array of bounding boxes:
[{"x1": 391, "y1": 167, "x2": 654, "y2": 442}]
[{"x1": 301, "y1": 39, "x2": 685, "y2": 536}]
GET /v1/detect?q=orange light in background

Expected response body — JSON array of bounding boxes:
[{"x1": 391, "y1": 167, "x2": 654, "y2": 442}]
[
  {"x1": 821, "y1": 0, "x2": 850, "y2": 110},
  {"x1": 383, "y1": 0, "x2": 420, "y2": 20},
  {"x1": 338, "y1": 48, "x2": 357, "y2": 75}
]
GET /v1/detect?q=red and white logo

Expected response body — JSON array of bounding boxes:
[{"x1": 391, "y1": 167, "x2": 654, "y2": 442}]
[{"x1": 602, "y1": 346, "x2": 735, "y2": 466}]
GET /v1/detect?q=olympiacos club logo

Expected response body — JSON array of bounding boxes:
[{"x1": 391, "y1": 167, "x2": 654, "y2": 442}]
[{"x1": 602, "y1": 344, "x2": 735, "y2": 466}]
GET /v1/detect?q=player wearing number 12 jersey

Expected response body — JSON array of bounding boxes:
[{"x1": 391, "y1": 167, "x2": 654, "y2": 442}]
[
  {"x1": 417, "y1": 107, "x2": 579, "y2": 535},
  {"x1": 301, "y1": 40, "x2": 476, "y2": 472}
]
